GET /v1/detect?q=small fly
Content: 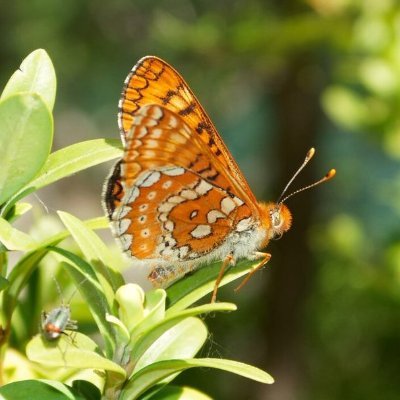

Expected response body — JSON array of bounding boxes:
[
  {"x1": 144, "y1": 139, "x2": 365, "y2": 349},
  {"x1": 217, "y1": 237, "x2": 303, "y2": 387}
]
[
  {"x1": 40, "y1": 305, "x2": 78, "y2": 341},
  {"x1": 40, "y1": 277, "x2": 81, "y2": 341}
]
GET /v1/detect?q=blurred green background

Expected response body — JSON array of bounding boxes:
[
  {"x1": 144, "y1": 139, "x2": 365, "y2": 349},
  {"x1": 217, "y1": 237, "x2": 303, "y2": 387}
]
[{"x1": 1, "y1": 0, "x2": 400, "y2": 399}]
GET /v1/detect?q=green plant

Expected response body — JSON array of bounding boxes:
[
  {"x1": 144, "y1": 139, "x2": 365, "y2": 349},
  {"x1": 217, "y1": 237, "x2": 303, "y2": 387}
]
[{"x1": 0, "y1": 50, "x2": 273, "y2": 399}]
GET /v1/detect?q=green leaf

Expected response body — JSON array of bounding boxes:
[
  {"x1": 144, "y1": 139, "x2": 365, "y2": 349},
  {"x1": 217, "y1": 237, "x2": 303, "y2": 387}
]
[
  {"x1": 146, "y1": 385, "x2": 212, "y2": 400},
  {"x1": 133, "y1": 317, "x2": 207, "y2": 374},
  {"x1": 1, "y1": 139, "x2": 122, "y2": 217},
  {"x1": 131, "y1": 302, "x2": 236, "y2": 366},
  {"x1": 166, "y1": 258, "x2": 262, "y2": 313},
  {"x1": 0, "y1": 93, "x2": 52, "y2": 207},
  {"x1": 115, "y1": 284, "x2": 145, "y2": 332},
  {"x1": 71, "y1": 380, "x2": 101, "y2": 400},
  {"x1": 0, "y1": 217, "x2": 38, "y2": 250},
  {"x1": 0, "y1": 275, "x2": 9, "y2": 291},
  {"x1": 49, "y1": 247, "x2": 116, "y2": 358},
  {"x1": 58, "y1": 211, "x2": 124, "y2": 293},
  {"x1": 1, "y1": 248, "x2": 54, "y2": 325},
  {"x1": 1, "y1": 49, "x2": 56, "y2": 111},
  {"x1": 26, "y1": 333, "x2": 126, "y2": 378},
  {"x1": 0, "y1": 217, "x2": 109, "y2": 327},
  {"x1": 122, "y1": 358, "x2": 273, "y2": 399},
  {"x1": 7, "y1": 202, "x2": 32, "y2": 223},
  {"x1": 130, "y1": 290, "x2": 167, "y2": 341},
  {"x1": 0, "y1": 379, "x2": 84, "y2": 400}
]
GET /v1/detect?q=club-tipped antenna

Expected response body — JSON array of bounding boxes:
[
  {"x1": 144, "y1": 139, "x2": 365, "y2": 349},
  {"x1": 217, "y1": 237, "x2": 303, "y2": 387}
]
[{"x1": 277, "y1": 148, "x2": 336, "y2": 205}]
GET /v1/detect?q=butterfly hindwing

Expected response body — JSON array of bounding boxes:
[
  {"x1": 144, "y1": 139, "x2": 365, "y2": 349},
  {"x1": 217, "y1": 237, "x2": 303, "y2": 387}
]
[{"x1": 109, "y1": 165, "x2": 253, "y2": 262}]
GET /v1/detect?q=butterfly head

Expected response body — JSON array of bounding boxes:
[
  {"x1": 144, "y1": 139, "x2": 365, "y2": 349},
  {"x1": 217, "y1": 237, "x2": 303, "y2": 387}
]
[{"x1": 259, "y1": 202, "x2": 292, "y2": 240}]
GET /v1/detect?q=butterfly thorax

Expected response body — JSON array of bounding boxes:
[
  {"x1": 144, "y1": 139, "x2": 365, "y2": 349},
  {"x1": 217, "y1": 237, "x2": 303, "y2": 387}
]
[{"x1": 257, "y1": 202, "x2": 292, "y2": 246}]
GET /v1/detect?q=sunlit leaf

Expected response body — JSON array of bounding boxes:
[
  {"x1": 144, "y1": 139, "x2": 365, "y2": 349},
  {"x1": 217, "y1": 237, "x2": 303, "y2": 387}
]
[
  {"x1": 58, "y1": 211, "x2": 124, "y2": 293},
  {"x1": 133, "y1": 317, "x2": 207, "y2": 374},
  {"x1": 166, "y1": 258, "x2": 262, "y2": 313},
  {"x1": 142, "y1": 385, "x2": 212, "y2": 400},
  {"x1": 26, "y1": 333, "x2": 125, "y2": 378},
  {"x1": 0, "y1": 217, "x2": 38, "y2": 251},
  {"x1": 131, "y1": 302, "x2": 236, "y2": 366},
  {"x1": 121, "y1": 358, "x2": 273, "y2": 399},
  {"x1": 0, "y1": 93, "x2": 52, "y2": 207},
  {"x1": 1, "y1": 49, "x2": 56, "y2": 111},
  {"x1": 0, "y1": 379, "x2": 84, "y2": 400},
  {"x1": 1, "y1": 139, "x2": 122, "y2": 217}
]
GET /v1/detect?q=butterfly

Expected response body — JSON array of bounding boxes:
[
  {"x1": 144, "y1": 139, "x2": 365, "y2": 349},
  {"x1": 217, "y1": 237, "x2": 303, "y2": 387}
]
[{"x1": 103, "y1": 56, "x2": 335, "y2": 301}]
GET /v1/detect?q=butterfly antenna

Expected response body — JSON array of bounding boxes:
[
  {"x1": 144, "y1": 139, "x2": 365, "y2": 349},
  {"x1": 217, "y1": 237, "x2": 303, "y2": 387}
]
[{"x1": 277, "y1": 148, "x2": 336, "y2": 204}]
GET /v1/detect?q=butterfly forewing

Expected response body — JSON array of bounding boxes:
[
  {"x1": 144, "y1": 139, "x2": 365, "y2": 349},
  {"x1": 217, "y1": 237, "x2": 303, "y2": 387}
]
[{"x1": 118, "y1": 56, "x2": 257, "y2": 206}]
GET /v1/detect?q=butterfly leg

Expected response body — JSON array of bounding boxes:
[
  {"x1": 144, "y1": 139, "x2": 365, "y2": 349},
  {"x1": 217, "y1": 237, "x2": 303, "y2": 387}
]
[
  {"x1": 234, "y1": 252, "x2": 271, "y2": 292},
  {"x1": 211, "y1": 254, "x2": 235, "y2": 303}
]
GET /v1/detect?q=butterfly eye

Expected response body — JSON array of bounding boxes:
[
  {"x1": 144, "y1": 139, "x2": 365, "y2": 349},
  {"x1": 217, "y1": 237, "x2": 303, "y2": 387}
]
[{"x1": 270, "y1": 209, "x2": 282, "y2": 230}]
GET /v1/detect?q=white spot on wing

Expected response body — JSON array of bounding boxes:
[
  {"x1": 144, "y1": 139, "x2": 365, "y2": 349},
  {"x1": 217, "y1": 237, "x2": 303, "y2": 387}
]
[
  {"x1": 171, "y1": 132, "x2": 187, "y2": 144},
  {"x1": 190, "y1": 210, "x2": 198, "y2": 219},
  {"x1": 190, "y1": 224, "x2": 212, "y2": 238},
  {"x1": 117, "y1": 219, "x2": 131, "y2": 234},
  {"x1": 168, "y1": 195, "x2": 185, "y2": 204},
  {"x1": 147, "y1": 191, "x2": 157, "y2": 200},
  {"x1": 151, "y1": 128, "x2": 163, "y2": 138},
  {"x1": 158, "y1": 202, "x2": 175, "y2": 213},
  {"x1": 162, "y1": 167, "x2": 185, "y2": 176},
  {"x1": 113, "y1": 205, "x2": 131, "y2": 220},
  {"x1": 141, "y1": 228, "x2": 150, "y2": 238},
  {"x1": 221, "y1": 197, "x2": 236, "y2": 215},
  {"x1": 207, "y1": 209, "x2": 226, "y2": 223},
  {"x1": 233, "y1": 196, "x2": 244, "y2": 206},
  {"x1": 136, "y1": 126, "x2": 148, "y2": 138},
  {"x1": 149, "y1": 105, "x2": 163, "y2": 120},
  {"x1": 125, "y1": 186, "x2": 139, "y2": 203},
  {"x1": 162, "y1": 180, "x2": 172, "y2": 189},
  {"x1": 145, "y1": 139, "x2": 158, "y2": 148},
  {"x1": 179, "y1": 245, "x2": 189, "y2": 258},
  {"x1": 164, "y1": 221, "x2": 174, "y2": 232},
  {"x1": 118, "y1": 234, "x2": 132, "y2": 251},
  {"x1": 195, "y1": 180, "x2": 213, "y2": 196},
  {"x1": 168, "y1": 115, "x2": 178, "y2": 128},
  {"x1": 144, "y1": 150, "x2": 156, "y2": 158},
  {"x1": 139, "y1": 203, "x2": 148, "y2": 212},
  {"x1": 164, "y1": 234, "x2": 177, "y2": 246},
  {"x1": 159, "y1": 213, "x2": 168, "y2": 222},
  {"x1": 138, "y1": 171, "x2": 161, "y2": 187},
  {"x1": 180, "y1": 189, "x2": 197, "y2": 200},
  {"x1": 236, "y1": 217, "x2": 253, "y2": 232}
]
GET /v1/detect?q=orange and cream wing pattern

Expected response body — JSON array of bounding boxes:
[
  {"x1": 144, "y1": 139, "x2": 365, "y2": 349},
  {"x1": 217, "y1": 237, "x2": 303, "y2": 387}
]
[
  {"x1": 118, "y1": 56, "x2": 257, "y2": 206},
  {"x1": 105, "y1": 105, "x2": 256, "y2": 279}
]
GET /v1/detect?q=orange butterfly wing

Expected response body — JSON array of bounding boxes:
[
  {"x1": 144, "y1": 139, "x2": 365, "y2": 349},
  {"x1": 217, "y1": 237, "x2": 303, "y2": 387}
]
[
  {"x1": 118, "y1": 56, "x2": 258, "y2": 207},
  {"x1": 105, "y1": 104, "x2": 255, "y2": 261}
]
